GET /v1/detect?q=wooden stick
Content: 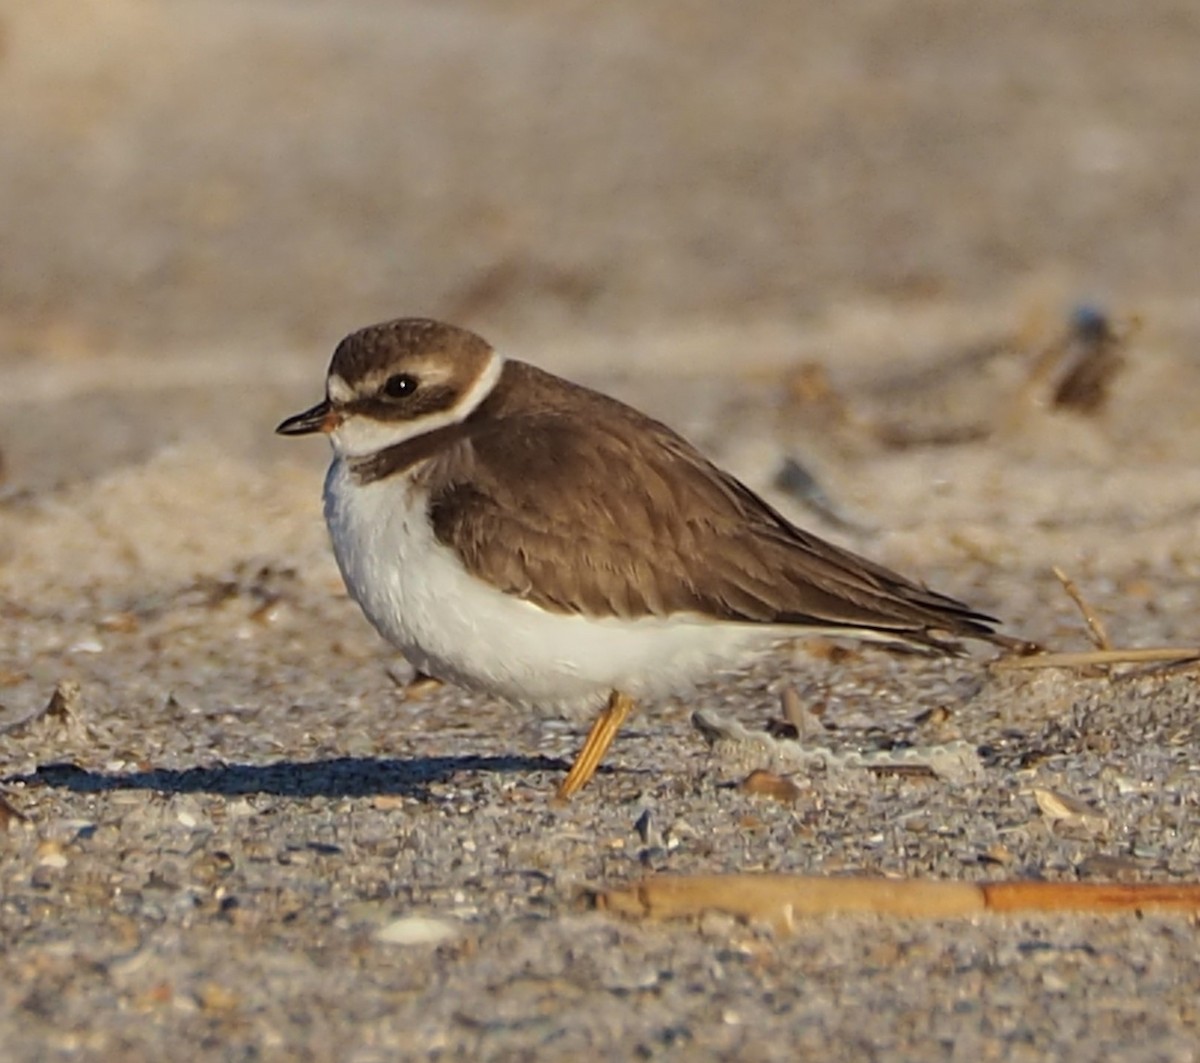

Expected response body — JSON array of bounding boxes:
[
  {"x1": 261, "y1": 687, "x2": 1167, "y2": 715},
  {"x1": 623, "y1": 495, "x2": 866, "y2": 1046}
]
[
  {"x1": 599, "y1": 873, "x2": 1200, "y2": 929},
  {"x1": 980, "y1": 881, "x2": 1200, "y2": 913},
  {"x1": 992, "y1": 647, "x2": 1200, "y2": 671}
]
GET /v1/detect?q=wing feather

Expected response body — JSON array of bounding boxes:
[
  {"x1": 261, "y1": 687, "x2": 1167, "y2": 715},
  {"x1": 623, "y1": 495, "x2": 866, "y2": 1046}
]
[{"x1": 424, "y1": 393, "x2": 995, "y2": 648}]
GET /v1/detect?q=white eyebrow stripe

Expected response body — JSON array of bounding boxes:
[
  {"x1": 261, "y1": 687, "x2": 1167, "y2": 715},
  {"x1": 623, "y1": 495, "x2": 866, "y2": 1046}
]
[{"x1": 414, "y1": 362, "x2": 455, "y2": 388}]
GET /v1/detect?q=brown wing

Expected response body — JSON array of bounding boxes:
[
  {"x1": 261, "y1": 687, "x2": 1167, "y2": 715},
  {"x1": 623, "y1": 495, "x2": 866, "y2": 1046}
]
[{"x1": 424, "y1": 390, "x2": 996, "y2": 649}]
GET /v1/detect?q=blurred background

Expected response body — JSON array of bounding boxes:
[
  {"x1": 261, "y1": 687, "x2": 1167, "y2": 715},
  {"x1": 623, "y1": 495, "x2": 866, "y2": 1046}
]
[
  {"x1": 3, "y1": 0, "x2": 1198, "y2": 357},
  {"x1": 1, "y1": 0, "x2": 1199, "y2": 487}
]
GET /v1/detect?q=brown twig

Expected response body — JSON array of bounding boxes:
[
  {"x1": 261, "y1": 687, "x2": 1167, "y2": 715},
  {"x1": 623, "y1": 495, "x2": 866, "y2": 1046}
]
[
  {"x1": 989, "y1": 564, "x2": 1199, "y2": 674},
  {"x1": 1052, "y1": 566, "x2": 1111, "y2": 650},
  {"x1": 992, "y1": 647, "x2": 1200, "y2": 671},
  {"x1": 779, "y1": 685, "x2": 809, "y2": 739}
]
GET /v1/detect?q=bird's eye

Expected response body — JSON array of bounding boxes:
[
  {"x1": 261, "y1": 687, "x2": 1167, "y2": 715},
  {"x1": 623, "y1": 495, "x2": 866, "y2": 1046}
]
[{"x1": 381, "y1": 373, "x2": 418, "y2": 399}]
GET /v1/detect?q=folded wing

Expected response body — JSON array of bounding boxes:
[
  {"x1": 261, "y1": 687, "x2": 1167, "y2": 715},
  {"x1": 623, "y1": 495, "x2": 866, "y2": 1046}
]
[{"x1": 425, "y1": 399, "x2": 996, "y2": 650}]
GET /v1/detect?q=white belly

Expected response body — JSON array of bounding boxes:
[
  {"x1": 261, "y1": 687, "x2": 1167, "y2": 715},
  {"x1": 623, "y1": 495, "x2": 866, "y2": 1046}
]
[{"x1": 322, "y1": 459, "x2": 772, "y2": 715}]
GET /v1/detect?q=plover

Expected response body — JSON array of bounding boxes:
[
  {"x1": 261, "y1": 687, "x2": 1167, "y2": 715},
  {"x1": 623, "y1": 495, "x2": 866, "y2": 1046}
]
[{"x1": 277, "y1": 318, "x2": 999, "y2": 798}]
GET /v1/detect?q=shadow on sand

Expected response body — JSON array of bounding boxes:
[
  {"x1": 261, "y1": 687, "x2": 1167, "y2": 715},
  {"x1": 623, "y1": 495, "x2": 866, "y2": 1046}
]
[{"x1": 10, "y1": 754, "x2": 570, "y2": 802}]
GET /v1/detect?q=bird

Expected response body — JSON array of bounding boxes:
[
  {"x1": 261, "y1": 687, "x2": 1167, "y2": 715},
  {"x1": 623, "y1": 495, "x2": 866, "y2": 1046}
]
[{"x1": 276, "y1": 317, "x2": 1001, "y2": 799}]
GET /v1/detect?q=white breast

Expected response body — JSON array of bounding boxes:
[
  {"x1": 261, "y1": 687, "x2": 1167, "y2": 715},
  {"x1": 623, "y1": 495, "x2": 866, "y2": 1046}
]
[{"x1": 322, "y1": 458, "x2": 773, "y2": 716}]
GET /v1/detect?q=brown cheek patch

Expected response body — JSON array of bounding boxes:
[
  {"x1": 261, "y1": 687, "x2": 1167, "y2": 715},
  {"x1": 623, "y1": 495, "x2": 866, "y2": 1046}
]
[{"x1": 350, "y1": 385, "x2": 460, "y2": 423}]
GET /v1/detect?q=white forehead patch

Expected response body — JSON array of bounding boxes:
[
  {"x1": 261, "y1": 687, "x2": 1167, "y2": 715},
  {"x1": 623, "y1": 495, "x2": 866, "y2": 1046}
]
[{"x1": 327, "y1": 374, "x2": 355, "y2": 404}]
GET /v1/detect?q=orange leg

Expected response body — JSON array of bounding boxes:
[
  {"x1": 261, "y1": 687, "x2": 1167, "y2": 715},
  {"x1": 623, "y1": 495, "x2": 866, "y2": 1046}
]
[
  {"x1": 555, "y1": 690, "x2": 636, "y2": 800},
  {"x1": 401, "y1": 671, "x2": 444, "y2": 701}
]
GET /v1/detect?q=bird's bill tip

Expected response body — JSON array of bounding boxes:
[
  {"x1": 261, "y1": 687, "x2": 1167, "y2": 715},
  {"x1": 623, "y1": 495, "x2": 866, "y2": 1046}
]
[{"x1": 275, "y1": 399, "x2": 340, "y2": 436}]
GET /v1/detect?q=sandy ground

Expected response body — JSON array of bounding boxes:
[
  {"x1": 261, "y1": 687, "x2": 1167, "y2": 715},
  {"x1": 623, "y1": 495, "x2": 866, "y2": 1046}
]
[{"x1": 3, "y1": 2, "x2": 1200, "y2": 1060}]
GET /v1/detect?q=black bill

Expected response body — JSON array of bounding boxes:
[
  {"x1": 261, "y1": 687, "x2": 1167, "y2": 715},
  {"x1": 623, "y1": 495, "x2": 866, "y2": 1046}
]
[{"x1": 275, "y1": 399, "x2": 334, "y2": 436}]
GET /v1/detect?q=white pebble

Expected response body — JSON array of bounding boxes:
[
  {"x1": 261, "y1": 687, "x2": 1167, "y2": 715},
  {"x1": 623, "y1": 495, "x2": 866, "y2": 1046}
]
[{"x1": 374, "y1": 915, "x2": 460, "y2": 946}]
